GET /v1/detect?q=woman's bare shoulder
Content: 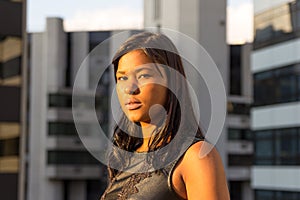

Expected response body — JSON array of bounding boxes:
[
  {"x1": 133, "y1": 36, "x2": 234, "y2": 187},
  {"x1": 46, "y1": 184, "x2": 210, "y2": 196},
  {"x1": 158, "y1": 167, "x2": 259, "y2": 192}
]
[
  {"x1": 184, "y1": 141, "x2": 220, "y2": 163},
  {"x1": 177, "y1": 140, "x2": 230, "y2": 199}
]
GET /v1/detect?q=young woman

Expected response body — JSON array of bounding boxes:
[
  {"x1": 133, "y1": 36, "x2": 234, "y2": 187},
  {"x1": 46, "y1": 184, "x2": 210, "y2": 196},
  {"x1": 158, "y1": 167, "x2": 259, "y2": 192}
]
[{"x1": 101, "y1": 32, "x2": 230, "y2": 200}]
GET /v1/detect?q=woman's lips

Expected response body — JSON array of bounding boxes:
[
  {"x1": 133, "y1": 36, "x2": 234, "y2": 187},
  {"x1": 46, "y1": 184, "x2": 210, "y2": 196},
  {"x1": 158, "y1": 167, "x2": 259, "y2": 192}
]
[
  {"x1": 125, "y1": 102, "x2": 142, "y2": 110},
  {"x1": 125, "y1": 99, "x2": 142, "y2": 110}
]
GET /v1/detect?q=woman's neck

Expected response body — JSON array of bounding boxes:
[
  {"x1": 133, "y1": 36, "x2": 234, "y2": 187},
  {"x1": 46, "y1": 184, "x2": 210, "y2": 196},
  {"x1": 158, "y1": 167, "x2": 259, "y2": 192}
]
[{"x1": 136, "y1": 122, "x2": 157, "y2": 152}]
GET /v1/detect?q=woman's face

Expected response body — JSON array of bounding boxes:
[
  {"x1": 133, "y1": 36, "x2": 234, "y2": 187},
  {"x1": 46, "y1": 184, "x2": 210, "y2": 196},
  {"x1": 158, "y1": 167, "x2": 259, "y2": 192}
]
[{"x1": 116, "y1": 50, "x2": 168, "y2": 125}]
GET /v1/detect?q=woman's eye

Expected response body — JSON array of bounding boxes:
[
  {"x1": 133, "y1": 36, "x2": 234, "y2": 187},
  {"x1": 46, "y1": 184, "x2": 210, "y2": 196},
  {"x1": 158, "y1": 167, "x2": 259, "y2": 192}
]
[
  {"x1": 138, "y1": 74, "x2": 151, "y2": 79},
  {"x1": 117, "y1": 76, "x2": 127, "y2": 81}
]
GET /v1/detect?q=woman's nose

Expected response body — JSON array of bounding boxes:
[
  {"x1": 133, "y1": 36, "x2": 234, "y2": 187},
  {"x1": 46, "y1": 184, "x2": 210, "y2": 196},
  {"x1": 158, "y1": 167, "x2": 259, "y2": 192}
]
[{"x1": 124, "y1": 83, "x2": 139, "y2": 94}]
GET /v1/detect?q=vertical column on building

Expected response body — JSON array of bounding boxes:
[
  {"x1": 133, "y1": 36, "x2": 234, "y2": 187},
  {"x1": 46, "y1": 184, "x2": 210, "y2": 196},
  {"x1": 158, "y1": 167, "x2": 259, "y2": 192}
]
[
  {"x1": 197, "y1": 0, "x2": 228, "y2": 168},
  {"x1": 45, "y1": 18, "x2": 67, "y2": 89},
  {"x1": 28, "y1": 17, "x2": 66, "y2": 200},
  {"x1": 70, "y1": 32, "x2": 89, "y2": 200},
  {"x1": 71, "y1": 32, "x2": 89, "y2": 90}
]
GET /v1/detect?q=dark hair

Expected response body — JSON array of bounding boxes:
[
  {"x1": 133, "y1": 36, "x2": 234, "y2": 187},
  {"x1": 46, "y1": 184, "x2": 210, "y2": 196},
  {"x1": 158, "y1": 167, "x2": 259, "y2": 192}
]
[{"x1": 108, "y1": 31, "x2": 204, "y2": 179}]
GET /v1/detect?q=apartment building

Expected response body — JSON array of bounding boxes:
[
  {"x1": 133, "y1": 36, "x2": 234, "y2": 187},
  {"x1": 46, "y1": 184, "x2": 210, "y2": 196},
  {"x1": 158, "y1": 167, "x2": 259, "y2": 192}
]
[
  {"x1": 28, "y1": 18, "x2": 117, "y2": 200},
  {"x1": 251, "y1": 0, "x2": 300, "y2": 199},
  {"x1": 228, "y1": 44, "x2": 253, "y2": 200},
  {"x1": 0, "y1": 0, "x2": 27, "y2": 200}
]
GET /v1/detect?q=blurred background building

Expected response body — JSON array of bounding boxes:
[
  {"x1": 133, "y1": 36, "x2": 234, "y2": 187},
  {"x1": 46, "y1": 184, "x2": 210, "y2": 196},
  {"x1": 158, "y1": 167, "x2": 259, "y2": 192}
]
[
  {"x1": 251, "y1": 0, "x2": 300, "y2": 199},
  {"x1": 27, "y1": 18, "x2": 142, "y2": 200},
  {"x1": 1, "y1": 0, "x2": 300, "y2": 199},
  {"x1": 227, "y1": 44, "x2": 253, "y2": 200},
  {"x1": 28, "y1": 18, "x2": 110, "y2": 200},
  {"x1": 0, "y1": 0, "x2": 27, "y2": 200}
]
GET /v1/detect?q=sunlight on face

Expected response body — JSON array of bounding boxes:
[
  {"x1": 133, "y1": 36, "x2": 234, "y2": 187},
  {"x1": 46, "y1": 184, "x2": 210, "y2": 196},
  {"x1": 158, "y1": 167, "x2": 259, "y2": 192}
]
[{"x1": 116, "y1": 50, "x2": 168, "y2": 126}]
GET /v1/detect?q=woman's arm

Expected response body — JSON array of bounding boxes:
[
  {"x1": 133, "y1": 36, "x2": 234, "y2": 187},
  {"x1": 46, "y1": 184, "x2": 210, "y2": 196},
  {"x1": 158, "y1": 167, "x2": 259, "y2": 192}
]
[{"x1": 180, "y1": 141, "x2": 230, "y2": 200}]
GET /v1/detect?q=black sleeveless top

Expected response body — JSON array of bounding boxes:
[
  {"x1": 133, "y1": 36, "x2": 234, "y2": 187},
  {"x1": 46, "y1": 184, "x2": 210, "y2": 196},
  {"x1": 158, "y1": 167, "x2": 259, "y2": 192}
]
[{"x1": 101, "y1": 139, "x2": 203, "y2": 200}]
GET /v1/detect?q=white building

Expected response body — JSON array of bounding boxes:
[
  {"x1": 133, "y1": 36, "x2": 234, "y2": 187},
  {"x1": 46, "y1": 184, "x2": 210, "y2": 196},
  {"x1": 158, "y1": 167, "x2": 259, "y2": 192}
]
[
  {"x1": 27, "y1": 18, "x2": 116, "y2": 200},
  {"x1": 251, "y1": 0, "x2": 300, "y2": 199}
]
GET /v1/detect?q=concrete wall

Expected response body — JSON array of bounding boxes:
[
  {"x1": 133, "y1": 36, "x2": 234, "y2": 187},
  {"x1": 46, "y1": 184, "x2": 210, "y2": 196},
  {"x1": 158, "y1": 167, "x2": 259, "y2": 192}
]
[
  {"x1": 252, "y1": 102, "x2": 300, "y2": 130},
  {"x1": 45, "y1": 18, "x2": 66, "y2": 89},
  {"x1": 251, "y1": 38, "x2": 300, "y2": 73},
  {"x1": 252, "y1": 166, "x2": 300, "y2": 191},
  {"x1": 28, "y1": 32, "x2": 48, "y2": 200},
  {"x1": 71, "y1": 32, "x2": 89, "y2": 89}
]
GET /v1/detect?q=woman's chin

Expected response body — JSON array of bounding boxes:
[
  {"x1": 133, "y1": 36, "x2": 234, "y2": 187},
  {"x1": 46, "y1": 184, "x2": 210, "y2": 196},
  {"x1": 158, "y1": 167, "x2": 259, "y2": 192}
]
[{"x1": 126, "y1": 114, "x2": 149, "y2": 124}]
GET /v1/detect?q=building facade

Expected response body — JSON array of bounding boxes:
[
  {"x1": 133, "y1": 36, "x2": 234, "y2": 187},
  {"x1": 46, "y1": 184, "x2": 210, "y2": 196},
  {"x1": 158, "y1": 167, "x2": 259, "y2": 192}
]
[
  {"x1": 27, "y1": 18, "x2": 124, "y2": 200},
  {"x1": 251, "y1": 0, "x2": 300, "y2": 199},
  {"x1": 0, "y1": 0, "x2": 27, "y2": 200},
  {"x1": 228, "y1": 44, "x2": 253, "y2": 200}
]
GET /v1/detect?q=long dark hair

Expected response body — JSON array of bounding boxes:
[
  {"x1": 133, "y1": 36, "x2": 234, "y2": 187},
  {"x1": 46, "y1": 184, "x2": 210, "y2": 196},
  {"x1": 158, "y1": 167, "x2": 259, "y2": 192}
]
[{"x1": 108, "y1": 32, "x2": 204, "y2": 179}]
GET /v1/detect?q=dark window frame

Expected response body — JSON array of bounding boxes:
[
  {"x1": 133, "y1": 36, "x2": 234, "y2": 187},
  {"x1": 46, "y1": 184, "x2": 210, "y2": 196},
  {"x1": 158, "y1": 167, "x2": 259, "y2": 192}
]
[
  {"x1": 254, "y1": 64, "x2": 300, "y2": 107},
  {"x1": 254, "y1": 127, "x2": 300, "y2": 165}
]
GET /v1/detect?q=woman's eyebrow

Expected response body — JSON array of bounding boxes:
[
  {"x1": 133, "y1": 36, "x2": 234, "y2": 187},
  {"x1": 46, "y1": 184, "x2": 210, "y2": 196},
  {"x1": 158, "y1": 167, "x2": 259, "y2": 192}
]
[
  {"x1": 116, "y1": 67, "x2": 151, "y2": 75},
  {"x1": 116, "y1": 70, "x2": 126, "y2": 74},
  {"x1": 136, "y1": 65, "x2": 165, "y2": 78},
  {"x1": 135, "y1": 67, "x2": 152, "y2": 73}
]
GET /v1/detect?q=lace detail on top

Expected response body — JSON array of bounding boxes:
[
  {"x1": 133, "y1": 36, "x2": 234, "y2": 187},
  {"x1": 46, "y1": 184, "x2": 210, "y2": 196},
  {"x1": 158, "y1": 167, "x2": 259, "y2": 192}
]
[
  {"x1": 101, "y1": 138, "x2": 204, "y2": 200},
  {"x1": 117, "y1": 172, "x2": 152, "y2": 200}
]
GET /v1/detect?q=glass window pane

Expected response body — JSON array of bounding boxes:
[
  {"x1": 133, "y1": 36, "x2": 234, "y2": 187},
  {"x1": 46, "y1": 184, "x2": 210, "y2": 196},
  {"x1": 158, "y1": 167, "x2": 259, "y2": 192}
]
[
  {"x1": 228, "y1": 129, "x2": 240, "y2": 140},
  {"x1": 298, "y1": 76, "x2": 300, "y2": 100},
  {"x1": 256, "y1": 140, "x2": 273, "y2": 157},
  {"x1": 47, "y1": 150, "x2": 99, "y2": 165},
  {"x1": 0, "y1": 138, "x2": 19, "y2": 156},
  {"x1": 278, "y1": 76, "x2": 297, "y2": 102},
  {"x1": 277, "y1": 191, "x2": 300, "y2": 200},
  {"x1": 275, "y1": 129, "x2": 298, "y2": 165},
  {"x1": 255, "y1": 190, "x2": 274, "y2": 200},
  {"x1": 255, "y1": 130, "x2": 273, "y2": 164}
]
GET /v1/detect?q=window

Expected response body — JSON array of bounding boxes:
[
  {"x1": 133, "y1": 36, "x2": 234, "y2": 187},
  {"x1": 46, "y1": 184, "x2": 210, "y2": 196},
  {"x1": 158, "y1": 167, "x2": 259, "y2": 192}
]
[
  {"x1": 48, "y1": 122, "x2": 77, "y2": 136},
  {"x1": 89, "y1": 31, "x2": 110, "y2": 51},
  {"x1": 278, "y1": 75, "x2": 297, "y2": 102},
  {"x1": 48, "y1": 122, "x2": 105, "y2": 137},
  {"x1": 228, "y1": 155, "x2": 253, "y2": 166},
  {"x1": 229, "y1": 45, "x2": 242, "y2": 95},
  {"x1": 0, "y1": 57, "x2": 21, "y2": 79},
  {"x1": 298, "y1": 75, "x2": 300, "y2": 98},
  {"x1": 0, "y1": 86, "x2": 20, "y2": 122},
  {"x1": 254, "y1": 127, "x2": 300, "y2": 165},
  {"x1": 49, "y1": 93, "x2": 108, "y2": 111},
  {"x1": 255, "y1": 190, "x2": 300, "y2": 200},
  {"x1": 0, "y1": 137, "x2": 19, "y2": 156},
  {"x1": 278, "y1": 191, "x2": 300, "y2": 200},
  {"x1": 228, "y1": 128, "x2": 252, "y2": 141},
  {"x1": 255, "y1": 190, "x2": 274, "y2": 200},
  {"x1": 227, "y1": 102, "x2": 251, "y2": 115},
  {"x1": 47, "y1": 150, "x2": 99, "y2": 165},
  {"x1": 49, "y1": 94, "x2": 72, "y2": 108},
  {"x1": 254, "y1": 64, "x2": 300, "y2": 107},
  {"x1": 275, "y1": 129, "x2": 298, "y2": 165},
  {"x1": 229, "y1": 181, "x2": 242, "y2": 200}
]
